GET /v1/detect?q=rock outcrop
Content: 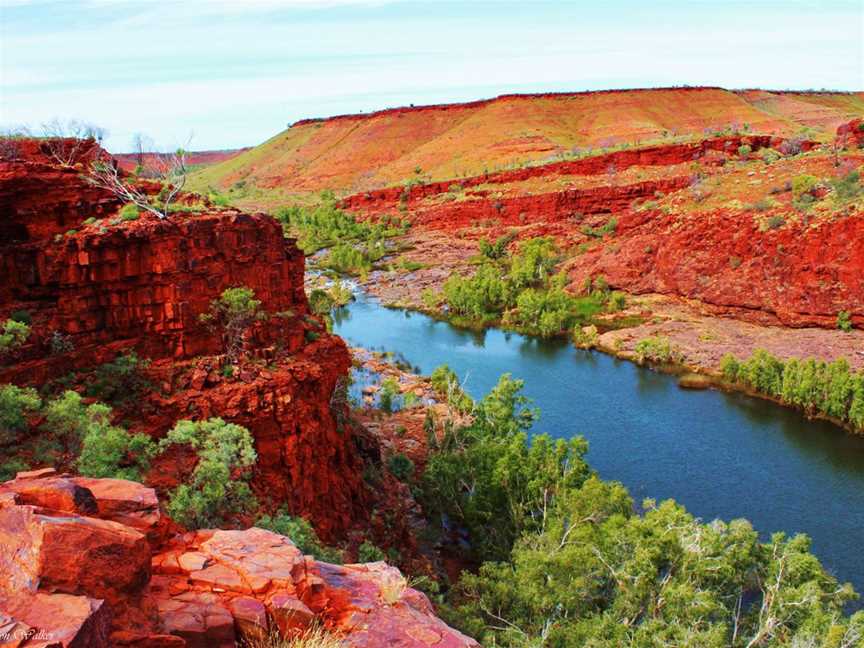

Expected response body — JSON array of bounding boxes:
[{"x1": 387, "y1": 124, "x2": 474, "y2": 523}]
[
  {"x1": 0, "y1": 472, "x2": 478, "y2": 648},
  {"x1": 566, "y1": 207, "x2": 864, "y2": 327},
  {"x1": 0, "y1": 142, "x2": 367, "y2": 540}
]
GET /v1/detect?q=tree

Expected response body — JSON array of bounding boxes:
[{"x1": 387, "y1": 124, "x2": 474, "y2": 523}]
[
  {"x1": 88, "y1": 146, "x2": 188, "y2": 220},
  {"x1": 41, "y1": 119, "x2": 106, "y2": 167},
  {"x1": 0, "y1": 384, "x2": 41, "y2": 445},
  {"x1": 78, "y1": 420, "x2": 156, "y2": 481},
  {"x1": 0, "y1": 319, "x2": 30, "y2": 358},
  {"x1": 199, "y1": 287, "x2": 266, "y2": 365},
  {"x1": 159, "y1": 418, "x2": 257, "y2": 528}
]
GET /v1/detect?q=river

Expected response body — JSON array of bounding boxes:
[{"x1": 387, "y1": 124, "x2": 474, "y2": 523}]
[{"x1": 332, "y1": 292, "x2": 864, "y2": 602}]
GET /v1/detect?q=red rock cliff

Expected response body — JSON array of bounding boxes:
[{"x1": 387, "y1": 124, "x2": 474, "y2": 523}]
[{"x1": 0, "y1": 144, "x2": 369, "y2": 539}]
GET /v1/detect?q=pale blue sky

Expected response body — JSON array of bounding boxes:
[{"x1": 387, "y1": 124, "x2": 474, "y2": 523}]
[{"x1": 1, "y1": 0, "x2": 862, "y2": 152}]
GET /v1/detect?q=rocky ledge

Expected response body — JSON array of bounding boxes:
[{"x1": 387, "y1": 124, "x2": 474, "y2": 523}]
[{"x1": 0, "y1": 469, "x2": 478, "y2": 648}]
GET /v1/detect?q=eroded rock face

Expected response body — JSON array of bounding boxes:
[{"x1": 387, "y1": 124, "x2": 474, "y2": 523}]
[
  {"x1": 566, "y1": 208, "x2": 864, "y2": 327},
  {"x1": 0, "y1": 138, "x2": 118, "y2": 245},
  {"x1": 142, "y1": 335, "x2": 363, "y2": 541},
  {"x1": 1, "y1": 209, "x2": 308, "y2": 385},
  {"x1": 0, "y1": 475, "x2": 478, "y2": 648}
]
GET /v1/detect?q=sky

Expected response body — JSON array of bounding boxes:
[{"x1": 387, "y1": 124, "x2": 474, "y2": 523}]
[{"x1": 1, "y1": 0, "x2": 862, "y2": 152}]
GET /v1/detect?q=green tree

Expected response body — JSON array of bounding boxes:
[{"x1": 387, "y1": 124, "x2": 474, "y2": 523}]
[
  {"x1": 0, "y1": 319, "x2": 30, "y2": 357},
  {"x1": 0, "y1": 384, "x2": 41, "y2": 444},
  {"x1": 78, "y1": 421, "x2": 156, "y2": 481},
  {"x1": 159, "y1": 417, "x2": 257, "y2": 528},
  {"x1": 200, "y1": 287, "x2": 266, "y2": 365}
]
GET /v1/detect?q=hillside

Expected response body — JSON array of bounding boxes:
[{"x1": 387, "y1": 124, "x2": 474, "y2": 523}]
[{"x1": 189, "y1": 87, "x2": 864, "y2": 203}]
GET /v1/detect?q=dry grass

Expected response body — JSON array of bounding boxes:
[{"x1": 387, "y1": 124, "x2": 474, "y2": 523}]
[{"x1": 242, "y1": 626, "x2": 344, "y2": 648}]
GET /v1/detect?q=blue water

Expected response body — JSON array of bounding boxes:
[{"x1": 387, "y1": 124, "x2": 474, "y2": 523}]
[{"x1": 333, "y1": 294, "x2": 864, "y2": 601}]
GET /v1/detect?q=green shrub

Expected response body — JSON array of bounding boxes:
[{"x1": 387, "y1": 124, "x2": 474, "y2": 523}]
[
  {"x1": 0, "y1": 384, "x2": 41, "y2": 444},
  {"x1": 0, "y1": 319, "x2": 30, "y2": 357},
  {"x1": 720, "y1": 353, "x2": 741, "y2": 381},
  {"x1": 200, "y1": 287, "x2": 266, "y2": 364},
  {"x1": 765, "y1": 214, "x2": 786, "y2": 229},
  {"x1": 633, "y1": 336, "x2": 681, "y2": 364},
  {"x1": 430, "y1": 365, "x2": 474, "y2": 414},
  {"x1": 41, "y1": 390, "x2": 93, "y2": 455},
  {"x1": 159, "y1": 418, "x2": 257, "y2": 528},
  {"x1": 760, "y1": 148, "x2": 781, "y2": 164},
  {"x1": 831, "y1": 170, "x2": 862, "y2": 202},
  {"x1": 837, "y1": 310, "x2": 853, "y2": 332},
  {"x1": 321, "y1": 242, "x2": 385, "y2": 276},
  {"x1": 78, "y1": 418, "x2": 156, "y2": 481},
  {"x1": 387, "y1": 453, "x2": 415, "y2": 482},
  {"x1": 85, "y1": 352, "x2": 151, "y2": 405},
  {"x1": 119, "y1": 204, "x2": 140, "y2": 221},
  {"x1": 256, "y1": 510, "x2": 342, "y2": 563},
  {"x1": 478, "y1": 232, "x2": 515, "y2": 260},
  {"x1": 357, "y1": 540, "x2": 387, "y2": 563},
  {"x1": 580, "y1": 218, "x2": 617, "y2": 239},
  {"x1": 0, "y1": 458, "x2": 29, "y2": 481},
  {"x1": 791, "y1": 174, "x2": 818, "y2": 198},
  {"x1": 421, "y1": 373, "x2": 588, "y2": 562},
  {"x1": 379, "y1": 377, "x2": 401, "y2": 413},
  {"x1": 737, "y1": 144, "x2": 752, "y2": 157}
]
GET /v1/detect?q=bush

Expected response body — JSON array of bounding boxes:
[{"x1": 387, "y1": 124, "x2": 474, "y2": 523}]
[
  {"x1": 0, "y1": 384, "x2": 41, "y2": 444},
  {"x1": 791, "y1": 174, "x2": 818, "y2": 198},
  {"x1": 357, "y1": 540, "x2": 387, "y2": 563},
  {"x1": 0, "y1": 319, "x2": 30, "y2": 357},
  {"x1": 379, "y1": 377, "x2": 401, "y2": 413},
  {"x1": 49, "y1": 331, "x2": 74, "y2": 355},
  {"x1": 0, "y1": 458, "x2": 29, "y2": 481},
  {"x1": 633, "y1": 336, "x2": 681, "y2": 364},
  {"x1": 737, "y1": 144, "x2": 752, "y2": 157},
  {"x1": 580, "y1": 218, "x2": 617, "y2": 239},
  {"x1": 760, "y1": 148, "x2": 781, "y2": 164},
  {"x1": 119, "y1": 203, "x2": 140, "y2": 221},
  {"x1": 85, "y1": 352, "x2": 150, "y2": 404},
  {"x1": 421, "y1": 374, "x2": 589, "y2": 562},
  {"x1": 430, "y1": 365, "x2": 474, "y2": 414},
  {"x1": 77, "y1": 418, "x2": 156, "y2": 481},
  {"x1": 837, "y1": 310, "x2": 853, "y2": 332},
  {"x1": 41, "y1": 390, "x2": 93, "y2": 455},
  {"x1": 831, "y1": 170, "x2": 862, "y2": 202},
  {"x1": 256, "y1": 510, "x2": 342, "y2": 563},
  {"x1": 321, "y1": 242, "x2": 385, "y2": 276},
  {"x1": 387, "y1": 453, "x2": 415, "y2": 482},
  {"x1": 478, "y1": 232, "x2": 515, "y2": 260},
  {"x1": 200, "y1": 287, "x2": 266, "y2": 364},
  {"x1": 159, "y1": 418, "x2": 258, "y2": 528}
]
